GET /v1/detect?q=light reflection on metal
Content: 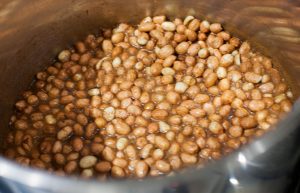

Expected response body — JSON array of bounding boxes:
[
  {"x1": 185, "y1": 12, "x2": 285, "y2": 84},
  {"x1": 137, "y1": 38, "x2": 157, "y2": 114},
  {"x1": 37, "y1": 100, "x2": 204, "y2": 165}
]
[
  {"x1": 238, "y1": 153, "x2": 247, "y2": 167},
  {"x1": 0, "y1": 161, "x2": 9, "y2": 176},
  {"x1": 252, "y1": 141, "x2": 267, "y2": 155},
  {"x1": 229, "y1": 177, "x2": 239, "y2": 186}
]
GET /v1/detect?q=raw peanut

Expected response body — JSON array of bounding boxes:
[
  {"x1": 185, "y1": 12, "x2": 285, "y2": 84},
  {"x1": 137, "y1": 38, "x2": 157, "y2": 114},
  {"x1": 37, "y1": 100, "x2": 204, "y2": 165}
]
[
  {"x1": 210, "y1": 23, "x2": 222, "y2": 33},
  {"x1": 258, "y1": 82, "x2": 274, "y2": 93},
  {"x1": 79, "y1": 156, "x2": 97, "y2": 168},
  {"x1": 158, "y1": 121, "x2": 171, "y2": 133},
  {"x1": 158, "y1": 45, "x2": 174, "y2": 59},
  {"x1": 155, "y1": 136, "x2": 170, "y2": 150},
  {"x1": 76, "y1": 99, "x2": 90, "y2": 108},
  {"x1": 116, "y1": 137, "x2": 129, "y2": 150},
  {"x1": 187, "y1": 43, "x2": 200, "y2": 56},
  {"x1": 72, "y1": 137, "x2": 83, "y2": 152},
  {"x1": 95, "y1": 161, "x2": 112, "y2": 173},
  {"x1": 95, "y1": 117, "x2": 107, "y2": 128},
  {"x1": 169, "y1": 155, "x2": 182, "y2": 170},
  {"x1": 151, "y1": 109, "x2": 168, "y2": 120},
  {"x1": 198, "y1": 48, "x2": 209, "y2": 59},
  {"x1": 103, "y1": 107, "x2": 115, "y2": 121},
  {"x1": 112, "y1": 158, "x2": 128, "y2": 168},
  {"x1": 155, "y1": 160, "x2": 171, "y2": 173},
  {"x1": 102, "y1": 40, "x2": 113, "y2": 54},
  {"x1": 240, "y1": 116, "x2": 258, "y2": 129},
  {"x1": 245, "y1": 72, "x2": 262, "y2": 83},
  {"x1": 216, "y1": 67, "x2": 227, "y2": 79},
  {"x1": 229, "y1": 126, "x2": 243, "y2": 137},
  {"x1": 220, "y1": 54, "x2": 233, "y2": 67},
  {"x1": 207, "y1": 56, "x2": 219, "y2": 69},
  {"x1": 176, "y1": 42, "x2": 189, "y2": 54},
  {"x1": 188, "y1": 19, "x2": 200, "y2": 31},
  {"x1": 192, "y1": 62, "x2": 205, "y2": 77},
  {"x1": 124, "y1": 145, "x2": 137, "y2": 160},
  {"x1": 168, "y1": 142, "x2": 180, "y2": 155},
  {"x1": 57, "y1": 126, "x2": 72, "y2": 140},
  {"x1": 162, "y1": 67, "x2": 175, "y2": 76},
  {"x1": 64, "y1": 161, "x2": 77, "y2": 174},
  {"x1": 195, "y1": 94, "x2": 210, "y2": 104},
  {"x1": 209, "y1": 121, "x2": 223, "y2": 134},
  {"x1": 152, "y1": 149, "x2": 164, "y2": 160},
  {"x1": 88, "y1": 88, "x2": 100, "y2": 96},
  {"x1": 175, "y1": 82, "x2": 188, "y2": 93},
  {"x1": 153, "y1": 16, "x2": 166, "y2": 24},
  {"x1": 14, "y1": 120, "x2": 28, "y2": 130},
  {"x1": 180, "y1": 153, "x2": 197, "y2": 164},
  {"x1": 139, "y1": 22, "x2": 155, "y2": 32},
  {"x1": 81, "y1": 169, "x2": 93, "y2": 178},
  {"x1": 205, "y1": 73, "x2": 218, "y2": 87},
  {"x1": 135, "y1": 161, "x2": 149, "y2": 178},
  {"x1": 111, "y1": 166, "x2": 125, "y2": 178},
  {"x1": 248, "y1": 100, "x2": 265, "y2": 112},
  {"x1": 58, "y1": 50, "x2": 71, "y2": 62},
  {"x1": 102, "y1": 147, "x2": 115, "y2": 161},
  {"x1": 112, "y1": 119, "x2": 131, "y2": 135},
  {"x1": 111, "y1": 32, "x2": 125, "y2": 44},
  {"x1": 183, "y1": 15, "x2": 194, "y2": 25},
  {"x1": 218, "y1": 78, "x2": 230, "y2": 91},
  {"x1": 166, "y1": 91, "x2": 180, "y2": 104},
  {"x1": 221, "y1": 90, "x2": 235, "y2": 104},
  {"x1": 182, "y1": 141, "x2": 198, "y2": 154},
  {"x1": 140, "y1": 144, "x2": 153, "y2": 159},
  {"x1": 161, "y1": 22, "x2": 176, "y2": 31},
  {"x1": 206, "y1": 137, "x2": 221, "y2": 149}
]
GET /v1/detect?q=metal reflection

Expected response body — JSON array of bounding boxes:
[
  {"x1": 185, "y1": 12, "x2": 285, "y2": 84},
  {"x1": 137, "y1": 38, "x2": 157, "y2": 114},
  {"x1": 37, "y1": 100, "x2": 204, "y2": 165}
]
[
  {"x1": 238, "y1": 153, "x2": 247, "y2": 167},
  {"x1": 229, "y1": 177, "x2": 239, "y2": 186}
]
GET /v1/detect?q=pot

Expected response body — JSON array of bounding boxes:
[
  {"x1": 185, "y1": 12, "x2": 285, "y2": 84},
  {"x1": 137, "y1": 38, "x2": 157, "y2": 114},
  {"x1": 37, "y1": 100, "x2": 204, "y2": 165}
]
[{"x1": 0, "y1": 0, "x2": 300, "y2": 193}]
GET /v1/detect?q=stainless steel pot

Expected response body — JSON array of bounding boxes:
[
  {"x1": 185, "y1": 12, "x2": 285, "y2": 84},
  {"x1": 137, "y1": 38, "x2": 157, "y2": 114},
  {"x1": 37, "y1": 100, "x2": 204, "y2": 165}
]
[{"x1": 1, "y1": 0, "x2": 300, "y2": 193}]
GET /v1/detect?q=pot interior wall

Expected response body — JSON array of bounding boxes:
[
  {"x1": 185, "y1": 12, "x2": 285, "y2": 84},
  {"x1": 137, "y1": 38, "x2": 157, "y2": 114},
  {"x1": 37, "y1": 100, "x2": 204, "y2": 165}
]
[{"x1": 0, "y1": 0, "x2": 299, "y2": 147}]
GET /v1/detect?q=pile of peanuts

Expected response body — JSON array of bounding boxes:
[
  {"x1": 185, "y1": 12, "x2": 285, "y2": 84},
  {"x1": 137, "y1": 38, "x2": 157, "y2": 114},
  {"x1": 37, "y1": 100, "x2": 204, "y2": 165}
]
[{"x1": 3, "y1": 15, "x2": 293, "y2": 179}]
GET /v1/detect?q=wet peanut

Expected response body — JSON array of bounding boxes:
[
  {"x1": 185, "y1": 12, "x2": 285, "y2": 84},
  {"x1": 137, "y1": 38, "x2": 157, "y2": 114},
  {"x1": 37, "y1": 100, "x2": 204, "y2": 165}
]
[{"x1": 5, "y1": 15, "x2": 293, "y2": 180}]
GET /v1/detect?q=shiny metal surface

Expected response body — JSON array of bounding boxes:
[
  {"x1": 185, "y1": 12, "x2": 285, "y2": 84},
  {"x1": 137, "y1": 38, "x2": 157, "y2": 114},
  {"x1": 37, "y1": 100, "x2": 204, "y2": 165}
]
[{"x1": 0, "y1": 0, "x2": 300, "y2": 193}]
